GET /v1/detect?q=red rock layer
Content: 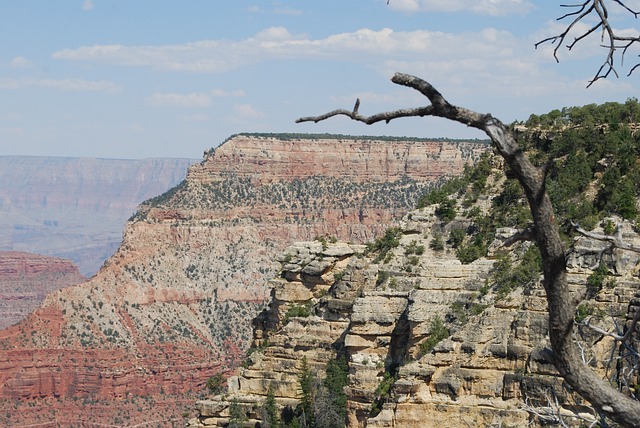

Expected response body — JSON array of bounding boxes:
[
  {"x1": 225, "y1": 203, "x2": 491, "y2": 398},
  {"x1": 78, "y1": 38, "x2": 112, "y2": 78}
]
[
  {"x1": 0, "y1": 134, "x2": 487, "y2": 426},
  {"x1": 192, "y1": 135, "x2": 475, "y2": 184},
  {"x1": 0, "y1": 251, "x2": 86, "y2": 329}
]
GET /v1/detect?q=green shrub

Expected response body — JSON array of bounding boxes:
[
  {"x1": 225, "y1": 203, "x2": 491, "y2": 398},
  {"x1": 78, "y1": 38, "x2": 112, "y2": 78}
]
[
  {"x1": 455, "y1": 240, "x2": 487, "y2": 264},
  {"x1": 488, "y1": 246, "x2": 541, "y2": 300},
  {"x1": 419, "y1": 316, "x2": 450, "y2": 355},
  {"x1": 206, "y1": 373, "x2": 225, "y2": 394},
  {"x1": 367, "y1": 227, "x2": 402, "y2": 263},
  {"x1": 322, "y1": 357, "x2": 349, "y2": 423},
  {"x1": 575, "y1": 303, "x2": 594, "y2": 323},
  {"x1": 407, "y1": 256, "x2": 420, "y2": 266},
  {"x1": 284, "y1": 302, "x2": 313, "y2": 322},
  {"x1": 370, "y1": 372, "x2": 397, "y2": 417},
  {"x1": 449, "y1": 227, "x2": 466, "y2": 248},
  {"x1": 376, "y1": 270, "x2": 390, "y2": 286},
  {"x1": 405, "y1": 240, "x2": 425, "y2": 255},
  {"x1": 602, "y1": 219, "x2": 617, "y2": 235},
  {"x1": 586, "y1": 262, "x2": 609, "y2": 298},
  {"x1": 435, "y1": 199, "x2": 457, "y2": 223},
  {"x1": 429, "y1": 232, "x2": 445, "y2": 251}
]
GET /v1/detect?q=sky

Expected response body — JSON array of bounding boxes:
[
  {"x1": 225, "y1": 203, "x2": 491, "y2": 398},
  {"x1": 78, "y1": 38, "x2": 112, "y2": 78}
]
[{"x1": 1, "y1": 0, "x2": 639, "y2": 160}]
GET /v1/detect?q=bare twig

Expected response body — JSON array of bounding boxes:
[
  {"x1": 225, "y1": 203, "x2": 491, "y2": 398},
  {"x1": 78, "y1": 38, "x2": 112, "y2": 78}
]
[
  {"x1": 522, "y1": 394, "x2": 599, "y2": 427},
  {"x1": 579, "y1": 316, "x2": 626, "y2": 340},
  {"x1": 536, "y1": 0, "x2": 640, "y2": 86},
  {"x1": 571, "y1": 221, "x2": 640, "y2": 253},
  {"x1": 297, "y1": 73, "x2": 640, "y2": 426},
  {"x1": 502, "y1": 227, "x2": 535, "y2": 247}
]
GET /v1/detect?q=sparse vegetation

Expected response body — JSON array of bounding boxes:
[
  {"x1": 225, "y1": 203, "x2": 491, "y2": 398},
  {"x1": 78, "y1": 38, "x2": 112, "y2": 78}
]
[
  {"x1": 366, "y1": 227, "x2": 402, "y2": 263},
  {"x1": 586, "y1": 262, "x2": 609, "y2": 298},
  {"x1": 488, "y1": 246, "x2": 542, "y2": 300},
  {"x1": 284, "y1": 302, "x2": 313, "y2": 323},
  {"x1": 404, "y1": 240, "x2": 425, "y2": 256},
  {"x1": 369, "y1": 372, "x2": 397, "y2": 418},
  {"x1": 419, "y1": 316, "x2": 450, "y2": 355},
  {"x1": 206, "y1": 373, "x2": 226, "y2": 395},
  {"x1": 429, "y1": 232, "x2": 445, "y2": 251}
]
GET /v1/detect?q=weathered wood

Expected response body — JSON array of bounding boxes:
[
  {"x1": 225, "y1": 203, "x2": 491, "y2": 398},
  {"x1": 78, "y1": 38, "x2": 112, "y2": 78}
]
[{"x1": 297, "y1": 72, "x2": 640, "y2": 427}]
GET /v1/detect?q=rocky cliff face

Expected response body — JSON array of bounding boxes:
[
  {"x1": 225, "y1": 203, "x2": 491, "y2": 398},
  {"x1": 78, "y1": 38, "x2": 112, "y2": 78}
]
[
  {"x1": 190, "y1": 175, "x2": 640, "y2": 427},
  {"x1": 0, "y1": 156, "x2": 196, "y2": 276},
  {"x1": 0, "y1": 251, "x2": 86, "y2": 329},
  {"x1": 0, "y1": 134, "x2": 486, "y2": 427}
]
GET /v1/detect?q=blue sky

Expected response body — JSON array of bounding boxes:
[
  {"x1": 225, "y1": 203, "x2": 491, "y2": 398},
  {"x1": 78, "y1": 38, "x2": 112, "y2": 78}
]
[{"x1": 1, "y1": 0, "x2": 638, "y2": 159}]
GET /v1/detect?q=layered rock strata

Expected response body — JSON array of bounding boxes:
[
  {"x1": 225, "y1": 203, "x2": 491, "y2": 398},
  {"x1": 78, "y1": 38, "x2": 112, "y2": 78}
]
[
  {"x1": 0, "y1": 156, "x2": 196, "y2": 276},
  {"x1": 0, "y1": 134, "x2": 486, "y2": 427},
  {"x1": 0, "y1": 251, "x2": 86, "y2": 329},
  {"x1": 190, "y1": 206, "x2": 640, "y2": 428}
]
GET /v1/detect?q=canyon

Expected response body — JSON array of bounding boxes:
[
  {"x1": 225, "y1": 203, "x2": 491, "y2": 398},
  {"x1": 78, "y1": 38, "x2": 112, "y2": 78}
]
[
  {"x1": 0, "y1": 251, "x2": 86, "y2": 330},
  {"x1": 0, "y1": 133, "x2": 486, "y2": 427},
  {"x1": 189, "y1": 166, "x2": 640, "y2": 428},
  {"x1": 0, "y1": 156, "x2": 196, "y2": 277}
]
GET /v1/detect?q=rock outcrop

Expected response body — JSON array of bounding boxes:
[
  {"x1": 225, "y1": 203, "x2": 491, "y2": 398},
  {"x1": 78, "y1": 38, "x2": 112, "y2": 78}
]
[
  {"x1": 0, "y1": 251, "x2": 86, "y2": 329},
  {"x1": 190, "y1": 200, "x2": 640, "y2": 427},
  {"x1": 0, "y1": 134, "x2": 486, "y2": 427}
]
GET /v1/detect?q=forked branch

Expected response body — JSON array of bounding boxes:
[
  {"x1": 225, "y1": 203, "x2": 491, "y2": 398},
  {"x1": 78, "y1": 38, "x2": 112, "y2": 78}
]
[
  {"x1": 571, "y1": 221, "x2": 640, "y2": 253},
  {"x1": 536, "y1": 0, "x2": 640, "y2": 87},
  {"x1": 297, "y1": 73, "x2": 640, "y2": 427}
]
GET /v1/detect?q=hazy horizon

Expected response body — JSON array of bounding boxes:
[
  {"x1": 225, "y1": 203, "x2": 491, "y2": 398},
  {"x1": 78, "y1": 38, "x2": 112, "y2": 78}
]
[{"x1": 1, "y1": 1, "x2": 638, "y2": 159}]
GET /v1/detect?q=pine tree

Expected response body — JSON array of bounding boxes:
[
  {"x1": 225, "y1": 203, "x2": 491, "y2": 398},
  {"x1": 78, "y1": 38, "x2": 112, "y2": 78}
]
[{"x1": 263, "y1": 384, "x2": 279, "y2": 428}]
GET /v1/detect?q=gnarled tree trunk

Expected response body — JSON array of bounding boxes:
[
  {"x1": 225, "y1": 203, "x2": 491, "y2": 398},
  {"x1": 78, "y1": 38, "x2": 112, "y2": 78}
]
[{"x1": 297, "y1": 72, "x2": 640, "y2": 427}]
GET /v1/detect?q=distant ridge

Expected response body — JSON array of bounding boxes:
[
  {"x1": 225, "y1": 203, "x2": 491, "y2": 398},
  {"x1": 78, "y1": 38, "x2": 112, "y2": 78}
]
[
  {"x1": 0, "y1": 133, "x2": 487, "y2": 427},
  {"x1": 0, "y1": 250, "x2": 86, "y2": 329},
  {"x1": 0, "y1": 156, "x2": 197, "y2": 276}
]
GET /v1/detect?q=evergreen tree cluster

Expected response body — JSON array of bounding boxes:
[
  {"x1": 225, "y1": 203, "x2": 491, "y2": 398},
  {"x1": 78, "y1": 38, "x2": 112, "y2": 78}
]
[
  {"x1": 418, "y1": 99, "x2": 640, "y2": 266},
  {"x1": 523, "y1": 98, "x2": 640, "y2": 223},
  {"x1": 260, "y1": 356, "x2": 349, "y2": 428}
]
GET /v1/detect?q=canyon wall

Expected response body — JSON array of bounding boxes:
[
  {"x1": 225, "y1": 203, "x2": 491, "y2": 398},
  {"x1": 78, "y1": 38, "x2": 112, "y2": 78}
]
[
  {"x1": 0, "y1": 251, "x2": 86, "y2": 329},
  {"x1": 0, "y1": 156, "x2": 196, "y2": 276},
  {"x1": 0, "y1": 134, "x2": 486, "y2": 427},
  {"x1": 190, "y1": 205, "x2": 640, "y2": 428}
]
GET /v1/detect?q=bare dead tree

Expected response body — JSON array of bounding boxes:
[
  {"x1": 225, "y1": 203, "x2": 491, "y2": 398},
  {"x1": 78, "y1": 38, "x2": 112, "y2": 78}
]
[
  {"x1": 296, "y1": 72, "x2": 640, "y2": 427},
  {"x1": 522, "y1": 392, "x2": 599, "y2": 427},
  {"x1": 536, "y1": 0, "x2": 640, "y2": 87},
  {"x1": 571, "y1": 221, "x2": 640, "y2": 254}
]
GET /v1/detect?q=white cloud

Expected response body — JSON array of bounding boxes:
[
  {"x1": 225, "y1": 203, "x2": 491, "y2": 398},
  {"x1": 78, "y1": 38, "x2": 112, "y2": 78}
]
[
  {"x1": 82, "y1": 0, "x2": 94, "y2": 11},
  {"x1": 232, "y1": 103, "x2": 264, "y2": 119},
  {"x1": 330, "y1": 91, "x2": 420, "y2": 107},
  {"x1": 2, "y1": 127, "x2": 24, "y2": 136},
  {"x1": 0, "y1": 113, "x2": 21, "y2": 123},
  {"x1": 247, "y1": 5, "x2": 302, "y2": 15},
  {"x1": 533, "y1": 19, "x2": 629, "y2": 62},
  {"x1": 388, "y1": 0, "x2": 534, "y2": 16},
  {"x1": 147, "y1": 92, "x2": 211, "y2": 108},
  {"x1": 211, "y1": 89, "x2": 245, "y2": 97},
  {"x1": 53, "y1": 42, "x2": 243, "y2": 72},
  {"x1": 0, "y1": 77, "x2": 119, "y2": 93},
  {"x1": 127, "y1": 123, "x2": 145, "y2": 133},
  {"x1": 0, "y1": 79, "x2": 20, "y2": 89},
  {"x1": 38, "y1": 78, "x2": 119, "y2": 92},
  {"x1": 52, "y1": 26, "x2": 516, "y2": 72},
  {"x1": 10, "y1": 56, "x2": 32, "y2": 68}
]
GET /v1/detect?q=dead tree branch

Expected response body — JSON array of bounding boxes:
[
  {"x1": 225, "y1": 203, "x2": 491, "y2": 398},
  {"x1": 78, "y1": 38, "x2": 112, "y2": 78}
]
[
  {"x1": 502, "y1": 227, "x2": 535, "y2": 247},
  {"x1": 297, "y1": 73, "x2": 640, "y2": 427},
  {"x1": 536, "y1": 0, "x2": 640, "y2": 87},
  {"x1": 522, "y1": 394, "x2": 599, "y2": 427},
  {"x1": 571, "y1": 221, "x2": 640, "y2": 253}
]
